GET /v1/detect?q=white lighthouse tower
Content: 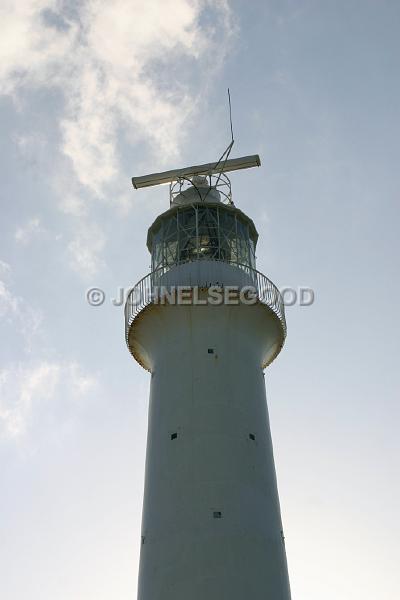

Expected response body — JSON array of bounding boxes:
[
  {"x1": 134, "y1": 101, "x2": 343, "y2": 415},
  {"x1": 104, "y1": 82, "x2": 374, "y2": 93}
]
[{"x1": 125, "y1": 155, "x2": 291, "y2": 600}]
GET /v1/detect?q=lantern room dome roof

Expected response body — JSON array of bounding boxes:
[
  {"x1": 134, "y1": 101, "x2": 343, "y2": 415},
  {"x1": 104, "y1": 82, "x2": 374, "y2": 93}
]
[{"x1": 172, "y1": 177, "x2": 221, "y2": 206}]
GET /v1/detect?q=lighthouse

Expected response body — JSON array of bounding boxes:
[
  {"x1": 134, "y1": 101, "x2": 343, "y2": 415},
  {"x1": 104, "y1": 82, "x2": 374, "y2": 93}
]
[{"x1": 125, "y1": 155, "x2": 291, "y2": 599}]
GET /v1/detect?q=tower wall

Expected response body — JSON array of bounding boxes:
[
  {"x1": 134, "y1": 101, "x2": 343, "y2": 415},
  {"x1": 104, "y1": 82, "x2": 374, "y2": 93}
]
[{"x1": 133, "y1": 299, "x2": 291, "y2": 600}]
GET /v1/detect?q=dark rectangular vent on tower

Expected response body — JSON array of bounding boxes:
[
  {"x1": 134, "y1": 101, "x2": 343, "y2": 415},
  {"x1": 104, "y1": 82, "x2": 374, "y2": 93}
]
[
  {"x1": 171, "y1": 432, "x2": 178, "y2": 440},
  {"x1": 213, "y1": 511, "x2": 222, "y2": 519},
  {"x1": 249, "y1": 433, "x2": 256, "y2": 441},
  {"x1": 208, "y1": 348, "x2": 214, "y2": 354}
]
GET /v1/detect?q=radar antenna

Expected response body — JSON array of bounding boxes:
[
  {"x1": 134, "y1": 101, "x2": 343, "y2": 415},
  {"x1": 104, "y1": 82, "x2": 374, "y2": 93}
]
[
  {"x1": 131, "y1": 89, "x2": 260, "y2": 204},
  {"x1": 131, "y1": 155, "x2": 260, "y2": 190}
]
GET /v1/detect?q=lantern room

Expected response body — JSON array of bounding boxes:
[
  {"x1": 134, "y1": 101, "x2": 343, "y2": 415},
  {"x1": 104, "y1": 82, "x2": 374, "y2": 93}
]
[{"x1": 147, "y1": 175, "x2": 258, "y2": 274}]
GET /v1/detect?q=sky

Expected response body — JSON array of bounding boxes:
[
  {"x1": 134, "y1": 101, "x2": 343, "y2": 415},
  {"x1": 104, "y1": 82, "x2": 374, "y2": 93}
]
[{"x1": 0, "y1": 1, "x2": 399, "y2": 599}]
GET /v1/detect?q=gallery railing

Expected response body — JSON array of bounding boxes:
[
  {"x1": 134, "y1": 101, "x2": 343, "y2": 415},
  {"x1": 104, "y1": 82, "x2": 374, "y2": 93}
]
[{"x1": 125, "y1": 260, "x2": 286, "y2": 343}]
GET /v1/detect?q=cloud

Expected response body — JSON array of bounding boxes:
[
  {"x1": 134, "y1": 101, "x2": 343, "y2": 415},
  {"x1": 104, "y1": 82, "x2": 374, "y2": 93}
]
[
  {"x1": 2, "y1": 0, "x2": 235, "y2": 196},
  {"x1": 0, "y1": 260, "x2": 43, "y2": 351},
  {"x1": 0, "y1": 265, "x2": 99, "y2": 442},
  {"x1": 59, "y1": 193, "x2": 89, "y2": 217},
  {"x1": 67, "y1": 222, "x2": 106, "y2": 280},
  {"x1": 0, "y1": 360, "x2": 98, "y2": 439},
  {"x1": 2, "y1": 1, "x2": 236, "y2": 279},
  {"x1": 15, "y1": 217, "x2": 44, "y2": 245},
  {"x1": 0, "y1": 260, "x2": 11, "y2": 275},
  {"x1": 0, "y1": 1, "x2": 77, "y2": 95}
]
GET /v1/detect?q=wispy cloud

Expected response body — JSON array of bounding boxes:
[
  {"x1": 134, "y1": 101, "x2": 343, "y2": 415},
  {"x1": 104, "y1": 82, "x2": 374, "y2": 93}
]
[
  {"x1": 0, "y1": 260, "x2": 43, "y2": 346},
  {"x1": 15, "y1": 217, "x2": 44, "y2": 245},
  {"x1": 67, "y1": 222, "x2": 106, "y2": 280},
  {"x1": 2, "y1": 1, "x2": 235, "y2": 195},
  {"x1": 0, "y1": 360, "x2": 98, "y2": 440},
  {"x1": 2, "y1": 1, "x2": 235, "y2": 279},
  {"x1": 59, "y1": 193, "x2": 89, "y2": 218},
  {"x1": 0, "y1": 263, "x2": 99, "y2": 443}
]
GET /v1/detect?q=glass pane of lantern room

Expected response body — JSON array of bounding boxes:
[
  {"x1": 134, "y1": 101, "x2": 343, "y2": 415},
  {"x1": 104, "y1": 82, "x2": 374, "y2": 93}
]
[
  {"x1": 197, "y1": 207, "x2": 218, "y2": 227},
  {"x1": 179, "y1": 227, "x2": 197, "y2": 263},
  {"x1": 165, "y1": 240, "x2": 178, "y2": 266},
  {"x1": 249, "y1": 238, "x2": 256, "y2": 269},
  {"x1": 178, "y1": 207, "x2": 196, "y2": 229},
  {"x1": 151, "y1": 227, "x2": 163, "y2": 271},
  {"x1": 236, "y1": 219, "x2": 250, "y2": 268},
  {"x1": 178, "y1": 207, "x2": 196, "y2": 264},
  {"x1": 219, "y1": 210, "x2": 236, "y2": 263},
  {"x1": 236, "y1": 219, "x2": 248, "y2": 240}
]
